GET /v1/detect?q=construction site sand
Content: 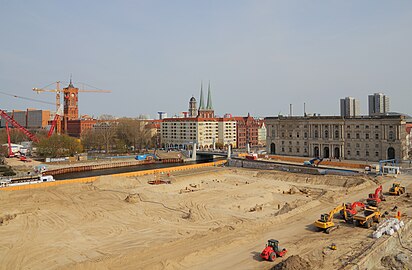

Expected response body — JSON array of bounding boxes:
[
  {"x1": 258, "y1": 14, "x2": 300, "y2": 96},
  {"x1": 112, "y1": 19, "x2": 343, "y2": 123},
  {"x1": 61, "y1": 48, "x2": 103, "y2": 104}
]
[{"x1": 0, "y1": 167, "x2": 410, "y2": 270}]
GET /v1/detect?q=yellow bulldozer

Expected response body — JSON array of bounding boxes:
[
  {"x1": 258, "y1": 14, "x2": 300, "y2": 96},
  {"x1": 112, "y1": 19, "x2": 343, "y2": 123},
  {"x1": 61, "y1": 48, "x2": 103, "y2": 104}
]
[{"x1": 389, "y1": 182, "x2": 406, "y2": 196}]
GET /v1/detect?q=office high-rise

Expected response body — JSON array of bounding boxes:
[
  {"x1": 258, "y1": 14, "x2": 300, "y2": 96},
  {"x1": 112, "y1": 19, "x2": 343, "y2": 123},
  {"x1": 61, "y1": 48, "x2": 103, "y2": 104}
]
[
  {"x1": 340, "y1": 97, "x2": 360, "y2": 117},
  {"x1": 368, "y1": 93, "x2": 389, "y2": 116}
]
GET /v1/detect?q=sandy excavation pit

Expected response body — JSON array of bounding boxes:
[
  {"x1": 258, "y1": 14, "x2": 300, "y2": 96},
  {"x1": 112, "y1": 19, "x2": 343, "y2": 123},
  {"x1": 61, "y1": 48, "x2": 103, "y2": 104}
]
[{"x1": 0, "y1": 166, "x2": 410, "y2": 270}]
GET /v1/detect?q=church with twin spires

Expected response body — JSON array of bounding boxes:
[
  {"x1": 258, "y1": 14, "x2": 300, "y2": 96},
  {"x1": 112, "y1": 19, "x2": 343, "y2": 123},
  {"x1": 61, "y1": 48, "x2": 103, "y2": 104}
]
[{"x1": 188, "y1": 81, "x2": 214, "y2": 118}]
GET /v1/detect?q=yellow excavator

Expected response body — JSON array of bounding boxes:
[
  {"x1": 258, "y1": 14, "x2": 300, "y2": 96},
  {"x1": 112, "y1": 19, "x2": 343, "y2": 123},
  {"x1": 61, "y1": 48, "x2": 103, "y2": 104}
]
[{"x1": 314, "y1": 204, "x2": 347, "y2": 234}]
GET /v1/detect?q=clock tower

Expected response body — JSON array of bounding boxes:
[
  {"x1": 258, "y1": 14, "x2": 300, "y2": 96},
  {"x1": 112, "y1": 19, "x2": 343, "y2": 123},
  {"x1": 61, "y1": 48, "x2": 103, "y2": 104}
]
[{"x1": 63, "y1": 79, "x2": 79, "y2": 132}]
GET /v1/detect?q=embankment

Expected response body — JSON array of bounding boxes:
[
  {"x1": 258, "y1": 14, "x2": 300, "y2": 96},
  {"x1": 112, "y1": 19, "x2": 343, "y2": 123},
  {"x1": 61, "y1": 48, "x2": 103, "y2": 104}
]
[{"x1": 342, "y1": 219, "x2": 412, "y2": 270}]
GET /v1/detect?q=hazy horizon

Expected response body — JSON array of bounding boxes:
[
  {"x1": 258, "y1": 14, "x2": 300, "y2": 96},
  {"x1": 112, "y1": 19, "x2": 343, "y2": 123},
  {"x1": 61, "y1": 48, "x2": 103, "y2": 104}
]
[{"x1": 1, "y1": 1, "x2": 411, "y2": 119}]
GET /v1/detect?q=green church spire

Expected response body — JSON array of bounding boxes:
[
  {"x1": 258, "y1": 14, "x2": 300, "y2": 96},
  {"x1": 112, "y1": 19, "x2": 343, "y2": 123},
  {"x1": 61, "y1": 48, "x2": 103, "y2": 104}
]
[
  {"x1": 206, "y1": 81, "x2": 213, "y2": 110},
  {"x1": 198, "y1": 81, "x2": 205, "y2": 110}
]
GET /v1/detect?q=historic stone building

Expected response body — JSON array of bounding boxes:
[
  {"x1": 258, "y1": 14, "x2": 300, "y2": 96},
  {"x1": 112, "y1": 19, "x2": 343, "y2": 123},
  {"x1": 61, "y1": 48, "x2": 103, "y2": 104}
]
[{"x1": 265, "y1": 115, "x2": 409, "y2": 162}]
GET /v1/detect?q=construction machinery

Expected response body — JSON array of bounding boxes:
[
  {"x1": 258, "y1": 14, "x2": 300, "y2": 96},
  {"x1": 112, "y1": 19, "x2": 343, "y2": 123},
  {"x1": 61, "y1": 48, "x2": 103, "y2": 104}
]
[
  {"x1": 304, "y1": 157, "x2": 323, "y2": 166},
  {"x1": 353, "y1": 206, "x2": 381, "y2": 228},
  {"x1": 341, "y1": 202, "x2": 365, "y2": 223},
  {"x1": 245, "y1": 153, "x2": 258, "y2": 160},
  {"x1": 260, "y1": 239, "x2": 287, "y2": 262},
  {"x1": 47, "y1": 105, "x2": 63, "y2": 138},
  {"x1": 366, "y1": 185, "x2": 385, "y2": 207},
  {"x1": 135, "y1": 154, "x2": 158, "y2": 161},
  {"x1": 389, "y1": 182, "x2": 406, "y2": 196},
  {"x1": 315, "y1": 204, "x2": 347, "y2": 234}
]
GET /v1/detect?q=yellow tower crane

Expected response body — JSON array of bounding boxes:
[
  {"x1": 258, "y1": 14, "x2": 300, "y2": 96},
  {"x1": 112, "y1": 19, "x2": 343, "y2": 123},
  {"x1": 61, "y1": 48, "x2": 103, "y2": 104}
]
[{"x1": 33, "y1": 80, "x2": 111, "y2": 134}]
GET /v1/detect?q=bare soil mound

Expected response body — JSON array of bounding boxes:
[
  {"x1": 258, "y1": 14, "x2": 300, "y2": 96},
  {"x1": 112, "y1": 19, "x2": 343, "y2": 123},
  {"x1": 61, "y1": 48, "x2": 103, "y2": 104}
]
[
  {"x1": 272, "y1": 255, "x2": 312, "y2": 270},
  {"x1": 124, "y1": 194, "x2": 139, "y2": 203},
  {"x1": 0, "y1": 213, "x2": 17, "y2": 225},
  {"x1": 381, "y1": 253, "x2": 410, "y2": 270},
  {"x1": 274, "y1": 200, "x2": 306, "y2": 216}
]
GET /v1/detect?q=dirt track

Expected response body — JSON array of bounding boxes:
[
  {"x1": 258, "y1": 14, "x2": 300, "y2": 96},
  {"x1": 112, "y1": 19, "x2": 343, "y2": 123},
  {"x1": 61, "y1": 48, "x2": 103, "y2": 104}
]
[{"x1": 0, "y1": 167, "x2": 411, "y2": 269}]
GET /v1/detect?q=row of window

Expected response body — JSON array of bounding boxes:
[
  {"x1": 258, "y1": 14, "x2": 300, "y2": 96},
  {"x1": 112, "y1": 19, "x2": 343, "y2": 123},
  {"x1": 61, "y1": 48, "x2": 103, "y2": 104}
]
[
  {"x1": 163, "y1": 136, "x2": 196, "y2": 140},
  {"x1": 281, "y1": 141, "x2": 308, "y2": 146},
  {"x1": 347, "y1": 150, "x2": 379, "y2": 157},
  {"x1": 279, "y1": 124, "x2": 392, "y2": 130},
  {"x1": 280, "y1": 147, "x2": 308, "y2": 153},
  {"x1": 277, "y1": 129, "x2": 396, "y2": 140},
  {"x1": 347, "y1": 143, "x2": 380, "y2": 149}
]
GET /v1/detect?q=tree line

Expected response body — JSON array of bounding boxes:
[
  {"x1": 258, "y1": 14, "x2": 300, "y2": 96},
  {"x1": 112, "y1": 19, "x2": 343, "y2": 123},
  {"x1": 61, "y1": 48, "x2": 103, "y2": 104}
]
[{"x1": 0, "y1": 116, "x2": 157, "y2": 158}]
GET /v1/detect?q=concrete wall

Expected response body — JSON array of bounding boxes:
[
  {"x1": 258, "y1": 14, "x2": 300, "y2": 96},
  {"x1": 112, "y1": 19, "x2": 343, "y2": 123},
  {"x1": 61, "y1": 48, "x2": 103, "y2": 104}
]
[
  {"x1": 228, "y1": 158, "x2": 358, "y2": 176},
  {"x1": 229, "y1": 159, "x2": 323, "y2": 175}
]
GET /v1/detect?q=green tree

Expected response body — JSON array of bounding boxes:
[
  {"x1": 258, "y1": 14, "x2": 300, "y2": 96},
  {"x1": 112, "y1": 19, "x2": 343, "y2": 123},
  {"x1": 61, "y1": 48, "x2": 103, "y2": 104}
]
[{"x1": 36, "y1": 134, "x2": 83, "y2": 157}]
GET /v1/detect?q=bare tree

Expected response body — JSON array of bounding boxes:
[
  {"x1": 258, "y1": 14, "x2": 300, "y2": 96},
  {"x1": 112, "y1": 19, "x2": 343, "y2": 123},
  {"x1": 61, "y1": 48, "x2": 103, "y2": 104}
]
[
  {"x1": 99, "y1": 114, "x2": 116, "y2": 120},
  {"x1": 96, "y1": 122, "x2": 117, "y2": 153},
  {"x1": 115, "y1": 117, "x2": 154, "y2": 152}
]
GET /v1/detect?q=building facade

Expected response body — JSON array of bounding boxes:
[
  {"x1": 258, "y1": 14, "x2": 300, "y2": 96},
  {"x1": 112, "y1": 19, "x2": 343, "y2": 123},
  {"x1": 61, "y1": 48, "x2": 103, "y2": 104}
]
[
  {"x1": 66, "y1": 118, "x2": 97, "y2": 137},
  {"x1": 340, "y1": 97, "x2": 360, "y2": 117},
  {"x1": 217, "y1": 118, "x2": 237, "y2": 148},
  {"x1": 161, "y1": 117, "x2": 236, "y2": 150},
  {"x1": 1, "y1": 109, "x2": 51, "y2": 129},
  {"x1": 265, "y1": 115, "x2": 409, "y2": 162},
  {"x1": 258, "y1": 120, "x2": 267, "y2": 147},
  {"x1": 234, "y1": 114, "x2": 260, "y2": 149},
  {"x1": 368, "y1": 93, "x2": 390, "y2": 116}
]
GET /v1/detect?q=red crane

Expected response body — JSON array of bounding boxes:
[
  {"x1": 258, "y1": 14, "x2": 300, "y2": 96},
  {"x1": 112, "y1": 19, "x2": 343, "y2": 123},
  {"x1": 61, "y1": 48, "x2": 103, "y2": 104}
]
[
  {"x1": 5, "y1": 122, "x2": 14, "y2": 157},
  {"x1": 0, "y1": 109, "x2": 39, "y2": 142},
  {"x1": 47, "y1": 105, "x2": 63, "y2": 138}
]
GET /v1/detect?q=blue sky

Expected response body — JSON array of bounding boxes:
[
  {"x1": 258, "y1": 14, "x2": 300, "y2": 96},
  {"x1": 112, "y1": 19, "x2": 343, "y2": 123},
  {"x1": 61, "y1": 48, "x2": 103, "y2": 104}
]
[{"x1": 1, "y1": 1, "x2": 411, "y2": 118}]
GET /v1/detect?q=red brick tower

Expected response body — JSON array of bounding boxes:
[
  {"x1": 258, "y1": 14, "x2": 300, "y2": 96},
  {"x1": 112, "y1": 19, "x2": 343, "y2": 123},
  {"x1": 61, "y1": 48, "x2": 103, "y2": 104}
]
[{"x1": 63, "y1": 79, "x2": 79, "y2": 132}]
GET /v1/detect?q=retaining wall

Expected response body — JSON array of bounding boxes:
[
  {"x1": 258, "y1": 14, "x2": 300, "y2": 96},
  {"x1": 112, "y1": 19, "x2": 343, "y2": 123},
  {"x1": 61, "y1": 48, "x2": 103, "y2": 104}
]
[
  {"x1": 228, "y1": 159, "x2": 357, "y2": 175},
  {"x1": 44, "y1": 158, "x2": 183, "y2": 176},
  {"x1": 110, "y1": 159, "x2": 227, "y2": 178},
  {"x1": 44, "y1": 160, "x2": 155, "y2": 176},
  {"x1": 259, "y1": 154, "x2": 369, "y2": 170},
  {"x1": 0, "y1": 160, "x2": 227, "y2": 191}
]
